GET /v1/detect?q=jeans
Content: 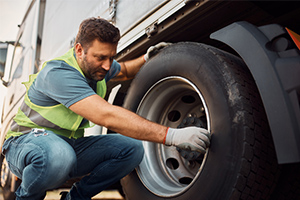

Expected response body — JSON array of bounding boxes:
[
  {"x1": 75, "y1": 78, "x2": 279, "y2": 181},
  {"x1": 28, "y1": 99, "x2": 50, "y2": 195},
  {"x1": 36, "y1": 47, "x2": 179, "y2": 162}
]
[{"x1": 2, "y1": 129, "x2": 144, "y2": 200}]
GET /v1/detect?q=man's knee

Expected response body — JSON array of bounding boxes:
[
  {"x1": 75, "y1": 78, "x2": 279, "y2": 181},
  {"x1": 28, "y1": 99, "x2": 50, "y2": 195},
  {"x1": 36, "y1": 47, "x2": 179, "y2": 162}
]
[{"x1": 125, "y1": 139, "x2": 144, "y2": 166}]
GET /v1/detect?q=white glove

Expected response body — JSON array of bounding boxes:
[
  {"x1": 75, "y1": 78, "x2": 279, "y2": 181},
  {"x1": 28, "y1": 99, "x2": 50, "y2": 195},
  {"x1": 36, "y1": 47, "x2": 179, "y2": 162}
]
[
  {"x1": 164, "y1": 127, "x2": 210, "y2": 154},
  {"x1": 143, "y1": 42, "x2": 171, "y2": 62}
]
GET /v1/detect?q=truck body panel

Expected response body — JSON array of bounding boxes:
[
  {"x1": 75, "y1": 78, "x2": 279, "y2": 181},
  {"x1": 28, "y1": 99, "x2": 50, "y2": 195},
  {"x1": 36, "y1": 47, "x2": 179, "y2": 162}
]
[
  {"x1": 40, "y1": 0, "x2": 167, "y2": 63},
  {"x1": 0, "y1": 0, "x2": 42, "y2": 145}
]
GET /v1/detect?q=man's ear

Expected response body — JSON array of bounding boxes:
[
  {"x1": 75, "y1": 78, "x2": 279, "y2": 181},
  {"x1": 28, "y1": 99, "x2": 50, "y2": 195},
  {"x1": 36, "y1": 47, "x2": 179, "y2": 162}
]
[{"x1": 75, "y1": 43, "x2": 84, "y2": 60}]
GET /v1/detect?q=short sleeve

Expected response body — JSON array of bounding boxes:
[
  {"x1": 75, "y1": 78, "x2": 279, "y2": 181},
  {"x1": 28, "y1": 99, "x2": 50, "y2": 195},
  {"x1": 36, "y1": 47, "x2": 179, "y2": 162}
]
[
  {"x1": 28, "y1": 60, "x2": 96, "y2": 108},
  {"x1": 105, "y1": 60, "x2": 121, "y2": 82}
]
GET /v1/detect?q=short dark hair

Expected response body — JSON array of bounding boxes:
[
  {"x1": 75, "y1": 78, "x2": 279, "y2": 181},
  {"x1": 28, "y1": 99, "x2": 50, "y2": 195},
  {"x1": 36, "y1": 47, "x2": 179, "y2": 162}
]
[{"x1": 75, "y1": 17, "x2": 120, "y2": 50}]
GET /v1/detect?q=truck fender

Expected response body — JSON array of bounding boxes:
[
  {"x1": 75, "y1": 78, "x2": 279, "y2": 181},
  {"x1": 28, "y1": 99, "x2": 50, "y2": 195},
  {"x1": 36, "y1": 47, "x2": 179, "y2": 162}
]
[{"x1": 210, "y1": 21, "x2": 300, "y2": 164}]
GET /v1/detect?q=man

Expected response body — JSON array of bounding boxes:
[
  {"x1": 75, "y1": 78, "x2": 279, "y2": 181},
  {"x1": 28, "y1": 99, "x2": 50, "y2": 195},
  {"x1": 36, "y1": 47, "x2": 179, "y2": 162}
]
[{"x1": 2, "y1": 17, "x2": 210, "y2": 200}]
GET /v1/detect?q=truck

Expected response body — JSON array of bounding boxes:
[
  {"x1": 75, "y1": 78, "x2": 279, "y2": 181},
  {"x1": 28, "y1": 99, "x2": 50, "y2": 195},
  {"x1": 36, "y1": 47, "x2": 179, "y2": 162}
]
[{"x1": 0, "y1": 0, "x2": 299, "y2": 199}]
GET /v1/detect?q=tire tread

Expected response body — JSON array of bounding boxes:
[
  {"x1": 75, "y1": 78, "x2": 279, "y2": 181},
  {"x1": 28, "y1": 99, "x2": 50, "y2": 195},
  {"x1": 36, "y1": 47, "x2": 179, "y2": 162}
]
[{"x1": 205, "y1": 46, "x2": 280, "y2": 199}]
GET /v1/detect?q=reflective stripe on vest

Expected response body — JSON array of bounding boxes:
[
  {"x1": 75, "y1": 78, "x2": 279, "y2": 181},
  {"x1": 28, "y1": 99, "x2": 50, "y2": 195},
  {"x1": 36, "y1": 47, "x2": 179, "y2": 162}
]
[{"x1": 6, "y1": 48, "x2": 106, "y2": 139}]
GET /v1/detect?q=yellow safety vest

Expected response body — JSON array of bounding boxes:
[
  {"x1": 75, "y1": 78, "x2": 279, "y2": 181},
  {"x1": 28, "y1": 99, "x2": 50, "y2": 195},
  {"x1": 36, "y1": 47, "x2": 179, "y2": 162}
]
[{"x1": 6, "y1": 48, "x2": 106, "y2": 139}]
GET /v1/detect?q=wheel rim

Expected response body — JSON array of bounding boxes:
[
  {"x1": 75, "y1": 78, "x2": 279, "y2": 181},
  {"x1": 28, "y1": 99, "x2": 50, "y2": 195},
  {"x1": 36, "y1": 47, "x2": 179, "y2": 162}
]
[
  {"x1": 136, "y1": 76, "x2": 210, "y2": 197},
  {"x1": 1, "y1": 157, "x2": 10, "y2": 188}
]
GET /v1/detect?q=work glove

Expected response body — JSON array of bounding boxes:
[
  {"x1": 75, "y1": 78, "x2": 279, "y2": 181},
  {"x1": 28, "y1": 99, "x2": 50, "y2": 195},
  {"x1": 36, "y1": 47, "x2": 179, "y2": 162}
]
[
  {"x1": 143, "y1": 42, "x2": 171, "y2": 62},
  {"x1": 164, "y1": 127, "x2": 210, "y2": 155}
]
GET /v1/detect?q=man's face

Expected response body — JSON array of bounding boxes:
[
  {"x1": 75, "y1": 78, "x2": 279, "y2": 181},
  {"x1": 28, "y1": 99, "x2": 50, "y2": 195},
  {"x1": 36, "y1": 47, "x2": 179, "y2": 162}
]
[{"x1": 76, "y1": 39, "x2": 117, "y2": 81}]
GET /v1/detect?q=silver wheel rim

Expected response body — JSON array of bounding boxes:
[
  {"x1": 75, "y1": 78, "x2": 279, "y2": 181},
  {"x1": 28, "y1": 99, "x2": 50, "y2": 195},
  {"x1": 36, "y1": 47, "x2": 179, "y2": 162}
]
[{"x1": 136, "y1": 76, "x2": 210, "y2": 197}]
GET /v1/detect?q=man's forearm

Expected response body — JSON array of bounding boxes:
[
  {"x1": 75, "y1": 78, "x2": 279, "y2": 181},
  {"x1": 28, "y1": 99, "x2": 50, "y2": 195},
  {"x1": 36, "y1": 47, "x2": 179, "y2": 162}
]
[
  {"x1": 104, "y1": 104, "x2": 167, "y2": 143},
  {"x1": 70, "y1": 94, "x2": 167, "y2": 143}
]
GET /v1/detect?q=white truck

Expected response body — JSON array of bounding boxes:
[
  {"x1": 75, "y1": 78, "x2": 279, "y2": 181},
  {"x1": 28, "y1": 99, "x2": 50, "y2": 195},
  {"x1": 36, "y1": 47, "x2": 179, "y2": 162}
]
[{"x1": 0, "y1": 0, "x2": 300, "y2": 199}]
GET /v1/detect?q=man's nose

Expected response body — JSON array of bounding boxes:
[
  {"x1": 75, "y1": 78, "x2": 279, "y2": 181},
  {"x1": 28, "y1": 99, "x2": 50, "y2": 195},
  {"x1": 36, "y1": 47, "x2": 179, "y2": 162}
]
[{"x1": 102, "y1": 59, "x2": 111, "y2": 71}]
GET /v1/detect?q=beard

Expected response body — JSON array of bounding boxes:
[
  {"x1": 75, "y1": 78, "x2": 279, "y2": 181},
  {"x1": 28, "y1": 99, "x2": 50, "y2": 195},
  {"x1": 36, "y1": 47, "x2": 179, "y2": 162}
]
[{"x1": 82, "y1": 56, "x2": 108, "y2": 82}]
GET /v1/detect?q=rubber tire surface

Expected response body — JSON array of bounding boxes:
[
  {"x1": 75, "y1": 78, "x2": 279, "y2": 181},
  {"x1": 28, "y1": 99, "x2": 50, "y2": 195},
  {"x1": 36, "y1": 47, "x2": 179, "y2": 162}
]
[{"x1": 121, "y1": 42, "x2": 279, "y2": 200}]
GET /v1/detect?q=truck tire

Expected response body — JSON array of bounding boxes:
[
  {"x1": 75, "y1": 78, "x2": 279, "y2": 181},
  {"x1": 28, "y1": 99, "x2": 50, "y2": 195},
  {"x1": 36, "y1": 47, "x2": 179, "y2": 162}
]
[
  {"x1": 0, "y1": 156, "x2": 19, "y2": 200},
  {"x1": 121, "y1": 42, "x2": 279, "y2": 199},
  {"x1": 271, "y1": 163, "x2": 300, "y2": 199}
]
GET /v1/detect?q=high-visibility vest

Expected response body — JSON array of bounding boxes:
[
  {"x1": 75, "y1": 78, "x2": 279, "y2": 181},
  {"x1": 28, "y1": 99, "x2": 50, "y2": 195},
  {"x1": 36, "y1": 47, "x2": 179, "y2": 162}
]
[{"x1": 6, "y1": 48, "x2": 107, "y2": 139}]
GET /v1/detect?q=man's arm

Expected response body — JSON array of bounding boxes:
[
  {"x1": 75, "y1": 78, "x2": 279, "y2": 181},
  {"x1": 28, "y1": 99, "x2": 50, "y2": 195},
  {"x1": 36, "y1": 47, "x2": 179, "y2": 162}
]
[
  {"x1": 112, "y1": 42, "x2": 171, "y2": 81},
  {"x1": 69, "y1": 94, "x2": 210, "y2": 155},
  {"x1": 69, "y1": 94, "x2": 167, "y2": 143},
  {"x1": 112, "y1": 55, "x2": 145, "y2": 81}
]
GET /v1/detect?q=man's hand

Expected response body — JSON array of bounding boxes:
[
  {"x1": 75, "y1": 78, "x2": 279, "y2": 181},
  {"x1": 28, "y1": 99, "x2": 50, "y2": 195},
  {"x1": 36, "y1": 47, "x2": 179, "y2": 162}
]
[
  {"x1": 144, "y1": 42, "x2": 171, "y2": 62},
  {"x1": 164, "y1": 127, "x2": 210, "y2": 154}
]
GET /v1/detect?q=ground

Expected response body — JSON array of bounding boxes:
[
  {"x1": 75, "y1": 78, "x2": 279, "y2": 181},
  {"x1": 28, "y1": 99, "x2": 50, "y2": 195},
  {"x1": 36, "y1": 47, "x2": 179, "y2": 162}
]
[{"x1": 0, "y1": 189, "x2": 124, "y2": 200}]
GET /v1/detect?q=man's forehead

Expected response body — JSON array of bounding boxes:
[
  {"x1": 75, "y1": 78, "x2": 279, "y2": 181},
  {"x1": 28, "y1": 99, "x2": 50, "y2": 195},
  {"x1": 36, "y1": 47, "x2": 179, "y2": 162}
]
[{"x1": 87, "y1": 40, "x2": 117, "y2": 54}]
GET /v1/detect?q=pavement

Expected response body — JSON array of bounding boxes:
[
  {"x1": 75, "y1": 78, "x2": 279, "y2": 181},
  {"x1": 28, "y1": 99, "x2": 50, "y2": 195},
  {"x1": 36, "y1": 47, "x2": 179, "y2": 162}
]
[{"x1": 0, "y1": 189, "x2": 125, "y2": 200}]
